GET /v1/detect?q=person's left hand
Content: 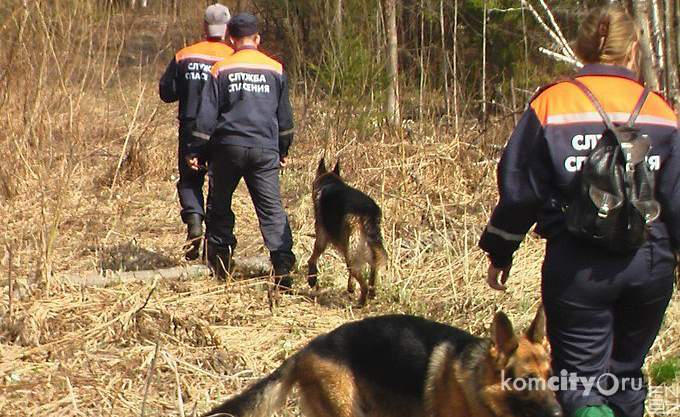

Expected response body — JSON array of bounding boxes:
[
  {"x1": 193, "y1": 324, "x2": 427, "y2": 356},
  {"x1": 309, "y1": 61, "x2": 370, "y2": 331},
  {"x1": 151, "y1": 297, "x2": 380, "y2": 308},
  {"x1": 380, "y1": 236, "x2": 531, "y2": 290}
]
[
  {"x1": 280, "y1": 156, "x2": 290, "y2": 168},
  {"x1": 487, "y1": 263, "x2": 512, "y2": 291}
]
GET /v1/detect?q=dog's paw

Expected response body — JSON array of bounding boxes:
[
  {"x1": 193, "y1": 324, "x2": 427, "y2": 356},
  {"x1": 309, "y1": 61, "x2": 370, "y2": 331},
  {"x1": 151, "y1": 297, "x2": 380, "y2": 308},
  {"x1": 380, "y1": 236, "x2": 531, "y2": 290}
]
[{"x1": 368, "y1": 287, "x2": 376, "y2": 299}]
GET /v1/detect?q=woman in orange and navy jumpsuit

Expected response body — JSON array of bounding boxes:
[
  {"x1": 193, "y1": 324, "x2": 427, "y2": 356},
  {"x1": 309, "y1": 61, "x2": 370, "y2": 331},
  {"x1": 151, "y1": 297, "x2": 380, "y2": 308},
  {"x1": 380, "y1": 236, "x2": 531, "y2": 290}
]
[{"x1": 480, "y1": 5, "x2": 679, "y2": 417}]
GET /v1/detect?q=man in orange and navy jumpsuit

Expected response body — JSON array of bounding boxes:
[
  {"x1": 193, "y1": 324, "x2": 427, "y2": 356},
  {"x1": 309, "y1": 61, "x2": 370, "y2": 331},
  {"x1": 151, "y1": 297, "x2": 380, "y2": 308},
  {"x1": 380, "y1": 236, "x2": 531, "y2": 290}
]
[
  {"x1": 189, "y1": 14, "x2": 296, "y2": 286},
  {"x1": 480, "y1": 64, "x2": 680, "y2": 417},
  {"x1": 159, "y1": 4, "x2": 233, "y2": 260}
]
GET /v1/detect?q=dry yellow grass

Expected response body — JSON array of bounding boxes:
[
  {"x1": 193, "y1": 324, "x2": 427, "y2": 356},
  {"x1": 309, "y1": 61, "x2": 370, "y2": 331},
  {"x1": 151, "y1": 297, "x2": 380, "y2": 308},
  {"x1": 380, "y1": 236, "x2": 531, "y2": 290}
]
[{"x1": 0, "y1": 1, "x2": 678, "y2": 416}]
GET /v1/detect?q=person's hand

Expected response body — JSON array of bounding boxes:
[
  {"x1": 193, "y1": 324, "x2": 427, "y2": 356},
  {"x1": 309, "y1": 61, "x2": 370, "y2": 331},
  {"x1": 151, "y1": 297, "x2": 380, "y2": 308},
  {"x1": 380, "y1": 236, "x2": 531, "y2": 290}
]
[
  {"x1": 280, "y1": 156, "x2": 290, "y2": 168},
  {"x1": 487, "y1": 263, "x2": 512, "y2": 291},
  {"x1": 185, "y1": 156, "x2": 203, "y2": 171}
]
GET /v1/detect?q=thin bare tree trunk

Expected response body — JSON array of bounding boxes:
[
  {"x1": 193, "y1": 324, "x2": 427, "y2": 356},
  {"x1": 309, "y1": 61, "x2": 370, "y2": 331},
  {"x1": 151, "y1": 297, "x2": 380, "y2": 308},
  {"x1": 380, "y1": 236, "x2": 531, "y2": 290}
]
[
  {"x1": 453, "y1": 0, "x2": 459, "y2": 130},
  {"x1": 482, "y1": 0, "x2": 487, "y2": 124},
  {"x1": 418, "y1": 0, "x2": 424, "y2": 120},
  {"x1": 334, "y1": 0, "x2": 343, "y2": 44},
  {"x1": 521, "y1": 3, "x2": 529, "y2": 93},
  {"x1": 676, "y1": 0, "x2": 680, "y2": 70},
  {"x1": 386, "y1": 0, "x2": 400, "y2": 125},
  {"x1": 633, "y1": 0, "x2": 660, "y2": 90},
  {"x1": 439, "y1": 0, "x2": 450, "y2": 119},
  {"x1": 664, "y1": 0, "x2": 679, "y2": 108}
]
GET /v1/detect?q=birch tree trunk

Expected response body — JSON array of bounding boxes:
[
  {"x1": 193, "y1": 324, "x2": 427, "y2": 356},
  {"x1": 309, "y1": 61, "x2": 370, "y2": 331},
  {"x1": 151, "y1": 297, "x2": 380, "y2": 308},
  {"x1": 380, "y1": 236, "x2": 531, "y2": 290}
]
[
  {"x1": 649, "y1": 0, "x2": 665, "y2": 91},
  {"x1": 664, "y1": 0, "x2": 679, "y2": 107},
  {"x1": 632, "y1": 0, "x2": 660, "y2": 90},
  {"x1": 385, "y1": 0, "x2": 400, "y2": 125},
  {"x1": 676, "y1": 0, "x2": 680, "y2": 69}
]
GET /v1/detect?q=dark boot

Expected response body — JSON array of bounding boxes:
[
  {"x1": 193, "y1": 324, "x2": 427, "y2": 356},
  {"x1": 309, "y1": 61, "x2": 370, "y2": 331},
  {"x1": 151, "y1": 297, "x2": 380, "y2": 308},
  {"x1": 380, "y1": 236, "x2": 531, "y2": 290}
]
[
  {"x1": 184, "y1": 213, "x2": 203, "y2": 261},
  {"x1": 207, "y1": 244, "x2": 234, "y2": 280},
  {"x1": 271, "y1": 251, "x2": 296, "y2": 291}
]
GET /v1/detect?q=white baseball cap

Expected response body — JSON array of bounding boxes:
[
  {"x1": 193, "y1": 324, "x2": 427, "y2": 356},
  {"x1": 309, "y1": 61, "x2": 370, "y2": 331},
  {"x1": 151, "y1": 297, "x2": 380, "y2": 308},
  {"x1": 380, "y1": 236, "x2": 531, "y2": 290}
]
[{"x1": 204, "y1": 4, "x2": 231, "y2": 38}]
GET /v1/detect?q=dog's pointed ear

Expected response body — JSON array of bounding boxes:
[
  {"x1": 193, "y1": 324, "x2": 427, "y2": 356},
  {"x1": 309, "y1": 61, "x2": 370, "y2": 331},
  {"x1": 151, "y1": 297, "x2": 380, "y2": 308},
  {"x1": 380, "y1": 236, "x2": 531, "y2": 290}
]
[
  {"x1": 525, "y1": 304, "x2": 546, "y2": 345},
  {"x1": 491, "y1": 311, "x2": 519, "y2": 360},
  {"x1": 317, "y1": 158, "x2": 327, "y2": 175},
  {"x1": 333, "y1": 160, "x2": 340, "y2": 176}
]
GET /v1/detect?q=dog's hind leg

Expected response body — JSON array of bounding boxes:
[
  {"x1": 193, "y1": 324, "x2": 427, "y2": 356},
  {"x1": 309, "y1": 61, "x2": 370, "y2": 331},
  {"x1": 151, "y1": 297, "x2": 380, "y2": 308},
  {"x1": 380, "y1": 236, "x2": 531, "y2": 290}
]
[
  {"x1": 297, "y1": 353, "x2": 363, "y2": 417},
  {"x1": 347, "y1": 264, "x2": 368, "y2": 306},
  {"x1": 346, "y1": 271, "x2": 355, "y2": 294},
  {"x1": 367, "y1": 244, "x2": 386, "y2": 299},
  {"x1": 368, "y1": 265, "x2": 377, "y2": 300},
  {"x1": 307, "y1": 233, "x2": 328, "y2": 288}
]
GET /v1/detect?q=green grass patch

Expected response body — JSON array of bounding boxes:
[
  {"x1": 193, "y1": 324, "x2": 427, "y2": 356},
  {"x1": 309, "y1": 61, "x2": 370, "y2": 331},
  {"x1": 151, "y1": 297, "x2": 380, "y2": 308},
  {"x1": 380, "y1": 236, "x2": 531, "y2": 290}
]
[{"x1": 650, "y1": 358, "x2": 680, "y2": 385}]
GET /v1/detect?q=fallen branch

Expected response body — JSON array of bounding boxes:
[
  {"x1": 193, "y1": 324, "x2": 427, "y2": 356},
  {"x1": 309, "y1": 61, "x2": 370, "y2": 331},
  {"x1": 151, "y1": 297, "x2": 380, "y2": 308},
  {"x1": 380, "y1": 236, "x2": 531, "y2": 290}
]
[
  {"x1": 539, "y1": 47, "x2": 583, "y2": 68},
  {"x1": 522, "y1": 0, "x2": 576, "y2": 61},
  {"x1": 59, "y1": 256, "x2": 274, "y2": 287}
]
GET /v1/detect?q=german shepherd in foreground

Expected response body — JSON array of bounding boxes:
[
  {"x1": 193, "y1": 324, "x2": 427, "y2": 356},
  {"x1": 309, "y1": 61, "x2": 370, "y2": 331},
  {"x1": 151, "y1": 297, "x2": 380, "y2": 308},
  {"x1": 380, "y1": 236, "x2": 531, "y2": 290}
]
[
  {"x1": 307, "y1": 158, "x2": 387, "y2": 305},
  {"x1": 203, "y1": 306, "x2": 562, "y2": 417}
]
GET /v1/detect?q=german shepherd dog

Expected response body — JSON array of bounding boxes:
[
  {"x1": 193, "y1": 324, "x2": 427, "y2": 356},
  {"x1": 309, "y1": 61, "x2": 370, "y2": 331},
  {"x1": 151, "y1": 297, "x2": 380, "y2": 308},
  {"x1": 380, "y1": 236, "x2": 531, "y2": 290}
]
[
  {"x1": 203, "y1": 306, "x2": 562, "y2": 417},
  {"x1": 307, "y1": 158, "x2": 387, "y2": 305}
]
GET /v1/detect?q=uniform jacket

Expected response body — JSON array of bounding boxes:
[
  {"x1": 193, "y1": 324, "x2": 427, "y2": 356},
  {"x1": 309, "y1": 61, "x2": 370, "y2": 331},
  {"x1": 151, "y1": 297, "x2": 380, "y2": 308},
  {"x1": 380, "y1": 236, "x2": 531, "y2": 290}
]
[
  {"x1": 479, "y1": 64, "x2": 680, "y2": 268},
  {"x1": 159, "y1": 40, "x2": 234, "y2": 123},
  {"x1": 191, "y1": 46, "x2": 294, "y2": 157}
]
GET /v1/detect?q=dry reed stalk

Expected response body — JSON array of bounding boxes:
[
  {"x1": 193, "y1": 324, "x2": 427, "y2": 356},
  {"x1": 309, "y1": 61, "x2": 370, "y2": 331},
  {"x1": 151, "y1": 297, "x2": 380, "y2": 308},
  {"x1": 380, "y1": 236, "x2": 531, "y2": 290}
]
[
  {"x1": 140, "y1": 338, "x2": 160, "y2": 417},
  {"x1": 110, "y1": 84, "x2": 147, "y2": 196},
  {"x1": 7, "y1": 245, "x2": 13, "y2": 319}
]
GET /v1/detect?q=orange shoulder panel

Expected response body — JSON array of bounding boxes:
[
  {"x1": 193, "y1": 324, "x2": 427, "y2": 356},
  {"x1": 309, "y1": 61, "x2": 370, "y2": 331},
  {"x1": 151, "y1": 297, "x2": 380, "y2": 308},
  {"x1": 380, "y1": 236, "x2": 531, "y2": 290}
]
[
  {"x1": 211, "y1": 49, "x2": 283, "y2": 77},
  {"x1": 640, "y1": 92, "x2": 678, "y2": 127},
  {"x1": 175, "y1": 41, "x2": 234, "y2": 62},
  {"x1": 530, "y1": 76, "x2": 677, "y2": 128}
]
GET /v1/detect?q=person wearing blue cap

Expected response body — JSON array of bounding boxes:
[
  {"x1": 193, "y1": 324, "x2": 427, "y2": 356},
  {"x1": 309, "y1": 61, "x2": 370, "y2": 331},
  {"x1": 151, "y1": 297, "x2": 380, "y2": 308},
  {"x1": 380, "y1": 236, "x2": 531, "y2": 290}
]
[{"x1": 189, "y1": 13, "x2": 296, "y2": 288}]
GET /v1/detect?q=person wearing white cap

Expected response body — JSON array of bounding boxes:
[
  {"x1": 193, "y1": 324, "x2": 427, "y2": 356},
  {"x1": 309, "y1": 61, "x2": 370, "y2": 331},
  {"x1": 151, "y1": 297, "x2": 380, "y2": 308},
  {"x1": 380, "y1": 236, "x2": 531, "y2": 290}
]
[{"x1": 159, "y1": 4, "x2": 234, "y2": 261}]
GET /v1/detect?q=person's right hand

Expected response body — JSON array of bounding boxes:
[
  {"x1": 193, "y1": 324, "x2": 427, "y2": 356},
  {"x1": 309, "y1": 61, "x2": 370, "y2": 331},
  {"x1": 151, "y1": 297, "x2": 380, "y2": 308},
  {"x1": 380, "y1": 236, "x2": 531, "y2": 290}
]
[
  {"x1": 487, "y1": 262, "x2": 512, "y2": 291},
  {"x1": 186, "y1": 156, "x2": 202, "y2": 171}
]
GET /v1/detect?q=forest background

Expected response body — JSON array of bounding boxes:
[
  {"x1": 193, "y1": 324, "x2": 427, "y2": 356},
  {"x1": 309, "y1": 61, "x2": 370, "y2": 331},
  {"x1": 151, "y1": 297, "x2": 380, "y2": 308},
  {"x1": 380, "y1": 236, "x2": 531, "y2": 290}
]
[{"x1": 0, "y1": 0, "x2": 679, "y2": 415}]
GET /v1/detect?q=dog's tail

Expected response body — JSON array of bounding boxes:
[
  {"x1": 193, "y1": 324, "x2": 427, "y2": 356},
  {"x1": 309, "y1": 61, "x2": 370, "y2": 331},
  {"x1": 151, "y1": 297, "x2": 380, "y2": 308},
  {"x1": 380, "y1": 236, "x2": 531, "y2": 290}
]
[
  {"x1": 203, "y1": 356, "x2": 297, "y2": 417},
  {"x1": 360, "y1": 210, "x2": 388, "y2": 269}
]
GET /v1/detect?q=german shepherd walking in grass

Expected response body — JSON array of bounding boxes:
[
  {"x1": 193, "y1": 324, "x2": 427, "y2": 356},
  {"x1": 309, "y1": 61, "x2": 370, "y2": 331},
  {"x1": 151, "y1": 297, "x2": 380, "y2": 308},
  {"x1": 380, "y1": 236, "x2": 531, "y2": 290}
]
[
  {"x1": 203, "y1": 306, "x2": 562, "y2": 417},
  {"x1": 306, "y1": 158, "x2": 387, "y2": 305}
]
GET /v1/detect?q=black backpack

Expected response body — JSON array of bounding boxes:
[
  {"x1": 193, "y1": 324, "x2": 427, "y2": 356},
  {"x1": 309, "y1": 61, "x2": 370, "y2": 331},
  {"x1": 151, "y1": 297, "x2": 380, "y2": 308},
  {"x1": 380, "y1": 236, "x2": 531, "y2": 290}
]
[{"x1": 565, "y1": 78, "x2": 660, "y2": 252}]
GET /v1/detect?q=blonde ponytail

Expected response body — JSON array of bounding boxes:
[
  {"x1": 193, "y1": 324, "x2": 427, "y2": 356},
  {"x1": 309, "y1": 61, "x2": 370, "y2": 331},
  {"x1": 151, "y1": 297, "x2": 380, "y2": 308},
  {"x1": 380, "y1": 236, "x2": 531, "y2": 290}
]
[{"x1": 575, "y1": 5, "x2": 638, "y2": 66}]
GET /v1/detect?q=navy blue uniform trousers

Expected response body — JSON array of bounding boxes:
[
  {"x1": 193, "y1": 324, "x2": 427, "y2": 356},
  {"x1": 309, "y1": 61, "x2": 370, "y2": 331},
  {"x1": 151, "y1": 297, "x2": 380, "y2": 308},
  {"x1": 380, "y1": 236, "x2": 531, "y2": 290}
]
[
  {"x1": 178, "y1": 121, "x2": 210, "y2": 222},
  {"x1": 542, "y1": 233, "x2": 675, "y2": 417},
  {"x1": 206, "y1": 144, "x2": 294, "y2": 260}
]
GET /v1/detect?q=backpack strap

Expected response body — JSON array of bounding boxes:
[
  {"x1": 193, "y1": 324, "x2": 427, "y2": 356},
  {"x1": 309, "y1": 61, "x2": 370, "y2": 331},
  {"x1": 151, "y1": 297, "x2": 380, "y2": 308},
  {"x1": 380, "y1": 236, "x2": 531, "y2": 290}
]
[
  {"x1": 626, "y1": 87, "x2": 650, "y2": 127},
  {"x1": 567, "y1": 78, "x2": 616, "y2": 132}
]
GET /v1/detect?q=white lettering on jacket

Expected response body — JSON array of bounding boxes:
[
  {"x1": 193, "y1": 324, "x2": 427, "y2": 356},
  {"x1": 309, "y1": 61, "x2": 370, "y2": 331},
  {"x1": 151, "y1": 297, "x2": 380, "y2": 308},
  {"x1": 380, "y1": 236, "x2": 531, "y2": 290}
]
[
  {"x1": 564, "y1": 134, "x2": 661, "y2": 172},
  {"x1": 227, "y1": 72, "x2": 267, "y2": 83},
  {"x1": 226, "y1": 72, "x2": 270, "y2": 94}
]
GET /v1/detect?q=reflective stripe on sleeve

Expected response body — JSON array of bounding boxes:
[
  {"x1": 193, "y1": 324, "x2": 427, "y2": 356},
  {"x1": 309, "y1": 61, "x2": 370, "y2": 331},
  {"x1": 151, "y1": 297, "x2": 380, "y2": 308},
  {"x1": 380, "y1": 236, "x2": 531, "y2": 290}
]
[
  {"x1": 192, "y1": 131, "x2": 211, "y2": 140},
  {"x1": 486, "y1": 224, "x2": 525, "y2": 242}
]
